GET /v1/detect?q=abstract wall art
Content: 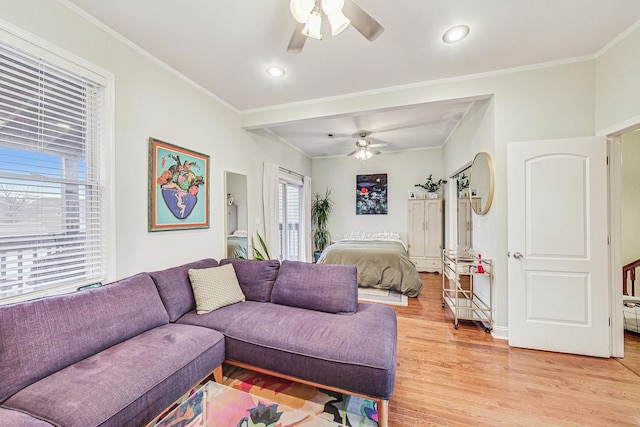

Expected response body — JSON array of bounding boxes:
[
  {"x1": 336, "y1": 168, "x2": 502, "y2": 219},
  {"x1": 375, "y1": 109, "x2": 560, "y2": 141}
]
[
  {"x1": 148, "y1": 137, "x2": 210, "y2": 231},
  {"x1": 356, "y1": 173, "x2": 388, "y2": 215}
]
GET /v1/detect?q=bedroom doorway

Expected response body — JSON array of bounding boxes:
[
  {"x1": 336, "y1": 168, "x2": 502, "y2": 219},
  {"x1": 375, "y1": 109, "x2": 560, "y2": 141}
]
[{"x1": 614, "y1": 126, "x2": 640, "y2": 371}]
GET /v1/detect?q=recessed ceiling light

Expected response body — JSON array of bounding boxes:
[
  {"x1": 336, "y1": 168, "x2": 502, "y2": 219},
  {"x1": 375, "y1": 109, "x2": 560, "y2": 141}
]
[
  {"x1": 442, "y1": 25, "x2": 470, "y2": 43},
  {"x1": 266, "y1": 66, "x2": 286, "y2": 78}
]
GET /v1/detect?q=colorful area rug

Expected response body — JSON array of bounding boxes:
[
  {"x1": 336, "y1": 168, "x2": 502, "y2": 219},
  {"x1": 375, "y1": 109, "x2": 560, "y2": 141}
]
[
  {"x1": 221, "y1": 366, "x2": 379, "y2": 427},
  {"x1": 357, "y1": 287, "x2": 408, "y2": 306}
]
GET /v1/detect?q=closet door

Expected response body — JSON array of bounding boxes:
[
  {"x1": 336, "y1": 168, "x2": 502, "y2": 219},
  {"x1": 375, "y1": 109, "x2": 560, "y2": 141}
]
[
  {"x1": 408, "y1": 200, "x2": 427, "y2": 257},
  {"x1": 457, "y1": 198, "x2": 471, "y2": 247},
  {"x1": 424, "y1": 199, "x2": 442, "y2": 258},
  {"x1": 227, "y1": 204, "x2": 237, "y2": 234}
]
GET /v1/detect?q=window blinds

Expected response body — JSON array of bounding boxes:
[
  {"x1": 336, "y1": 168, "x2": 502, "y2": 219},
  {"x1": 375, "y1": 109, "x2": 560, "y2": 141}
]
[{"x1": 0, "y1": 42, "x2": 105, "y2": 300}]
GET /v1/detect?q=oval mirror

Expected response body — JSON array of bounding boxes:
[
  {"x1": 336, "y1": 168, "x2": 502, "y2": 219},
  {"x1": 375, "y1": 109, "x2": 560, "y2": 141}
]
[{"x1": 469, "y1": 152, "x2": 495, "y2": 215}]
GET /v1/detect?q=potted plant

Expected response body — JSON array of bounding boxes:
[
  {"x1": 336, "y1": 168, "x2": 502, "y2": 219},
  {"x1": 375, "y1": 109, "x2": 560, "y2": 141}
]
[
  {"x1": 415, "y1": 174, "x2": 447, "y2": 198},
  {"x1": 235, "y1": 231, "x2": 272, "y2": 260},
  {"x1": 311, "y1": 189, "x2": 333, "y2": 262},
  {"x1": 457, "y1": 172, "x2": 469, "y2": 197}
]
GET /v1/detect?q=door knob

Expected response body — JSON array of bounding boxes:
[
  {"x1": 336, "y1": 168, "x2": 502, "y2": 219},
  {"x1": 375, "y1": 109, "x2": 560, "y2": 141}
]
[{"x1": 513, "y1": 252, "x2": 523, "y2": 259}]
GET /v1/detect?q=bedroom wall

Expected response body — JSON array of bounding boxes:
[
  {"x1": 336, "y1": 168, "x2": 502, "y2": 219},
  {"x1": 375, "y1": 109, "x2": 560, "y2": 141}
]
[
  {"x1": 442, "y1": 99, "x2": 495, "y2": 251},
  {"x1": 622, "y1": 131, "x2": 640, "y2": 268},
  {"x1": 311, "y1": 147, "x2": 444, "y2": 243},
  {"x1": 0, "y1": 0, "x2": 311, "y2": 280}
]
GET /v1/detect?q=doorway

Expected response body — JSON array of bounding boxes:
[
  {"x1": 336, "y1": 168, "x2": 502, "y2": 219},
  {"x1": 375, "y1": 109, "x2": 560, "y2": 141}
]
[{"x1": 615, "y1": 127, "x2": 640, "y2": 372}]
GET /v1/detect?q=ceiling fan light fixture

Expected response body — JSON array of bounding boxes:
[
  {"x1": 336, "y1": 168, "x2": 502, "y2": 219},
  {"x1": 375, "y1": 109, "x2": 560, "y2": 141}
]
[
  {"x1": 442, "y1": 25, "x2": 470, "y2": 43},
  {"x1": 302, "y1": 9, "x2": 323, "y2": 40},
  {"x1": 290, "y1": 0, "x2": 315, "y2": 23},
  {"x1": 354, "y1": 148, "x2": 373, "y2": 161},
  {"x1": 355, "y1": 138, "x2": 368, "y2": 148},
  {"x1": 328, "y1": 12, "x2": 351, "y2": 36}
]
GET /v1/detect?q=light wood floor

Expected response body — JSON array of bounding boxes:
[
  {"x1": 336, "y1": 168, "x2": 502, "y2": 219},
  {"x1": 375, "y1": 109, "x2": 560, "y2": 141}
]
[{"x1": 388, "y1": 272, "x2": 640, "y2": 426}]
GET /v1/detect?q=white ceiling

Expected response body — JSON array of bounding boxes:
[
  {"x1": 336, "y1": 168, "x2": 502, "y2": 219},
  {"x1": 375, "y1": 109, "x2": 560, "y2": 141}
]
[{"x1": 64, "y1": 0, "x2": 640, "y2": 157}]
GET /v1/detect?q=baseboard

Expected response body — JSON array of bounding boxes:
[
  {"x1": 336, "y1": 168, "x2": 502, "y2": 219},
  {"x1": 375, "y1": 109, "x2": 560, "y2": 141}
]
[{"x1": 491, "y1": 325, "x2": 509, "y2": 340}]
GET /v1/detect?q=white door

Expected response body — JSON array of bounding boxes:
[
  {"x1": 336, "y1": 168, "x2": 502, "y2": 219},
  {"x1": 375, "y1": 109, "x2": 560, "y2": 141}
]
[
  {"x1": 508, "y1": 136, "x2": 610, "y2": 357},
  {"x1": 408, "y1": 200, "x2": 426, "y2": 257},
  {"x1": 457, "y1": 198, "x2": 471, "y2": 247},
  {"x1": 425, "y1": 199, "x2": 443, "y2": 258}
]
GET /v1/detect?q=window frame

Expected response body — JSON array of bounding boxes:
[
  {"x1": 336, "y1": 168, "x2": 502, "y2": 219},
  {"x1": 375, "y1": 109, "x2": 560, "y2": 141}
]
[
  {"x1": 278, "y1": 173, "x2": 304, "y2": 261},
  {"x1": 0, "y1": 22, "x2": 115, "y2": 305}
]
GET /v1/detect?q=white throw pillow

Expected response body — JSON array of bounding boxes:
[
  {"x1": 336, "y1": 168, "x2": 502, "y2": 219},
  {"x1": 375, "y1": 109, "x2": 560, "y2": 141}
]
[{"x1": 189, "y1": 264, "x2": 245, "y2": 314}]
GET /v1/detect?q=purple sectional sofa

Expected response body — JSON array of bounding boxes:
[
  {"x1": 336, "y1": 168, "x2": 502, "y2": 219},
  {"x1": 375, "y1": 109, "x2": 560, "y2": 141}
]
[{"x1": 0, "y1": 258, "x2": 397, "y2": 427}]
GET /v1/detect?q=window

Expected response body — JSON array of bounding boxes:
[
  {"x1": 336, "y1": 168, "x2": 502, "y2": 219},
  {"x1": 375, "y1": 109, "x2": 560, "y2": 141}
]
[
  {"x1": 278, "y1": 176, "x2": 303, "y2": 261},
  {"x1": 0, "y1": 36, "x2": 109, "y2": 302}
]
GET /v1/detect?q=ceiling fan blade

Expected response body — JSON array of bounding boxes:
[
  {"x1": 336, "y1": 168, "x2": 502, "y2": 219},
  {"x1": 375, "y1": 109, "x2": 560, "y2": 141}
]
[
  {"x1": 287, "y1": 23, "x2": 307, "y2": 53},
  {"x1": 343, "y1": 0, "x2": 384, "y2": 42},
  {"x1": 346, "y1": 149, "x2": 360, "y2": 157}
]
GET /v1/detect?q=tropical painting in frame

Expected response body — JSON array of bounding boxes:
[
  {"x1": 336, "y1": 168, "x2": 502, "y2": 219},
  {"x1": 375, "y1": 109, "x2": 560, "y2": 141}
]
[
  {"x1": 148, "y1": 137, "x2": 210, "y2": 231},
  {"x1": 356, "y1": 173, "x2": 388, "y2": 215}
]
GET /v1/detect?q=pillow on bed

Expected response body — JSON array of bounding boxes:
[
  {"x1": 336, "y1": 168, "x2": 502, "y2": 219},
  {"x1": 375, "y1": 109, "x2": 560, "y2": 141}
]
[
  {"x1": 343, "y1": 231, "x2": 401, "y2": 241},
  {"x1": 271, "y1": 260, "x2": 358, "y2": 315}
]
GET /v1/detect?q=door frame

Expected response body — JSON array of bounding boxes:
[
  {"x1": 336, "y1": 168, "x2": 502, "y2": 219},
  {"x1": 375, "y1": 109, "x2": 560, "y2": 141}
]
[{"x1": 608, "y1": 135, "x2": 623, "y2": 357}]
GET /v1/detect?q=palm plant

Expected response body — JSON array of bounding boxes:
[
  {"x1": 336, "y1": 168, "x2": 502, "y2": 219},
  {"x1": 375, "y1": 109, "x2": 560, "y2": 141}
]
[
  {"x1": 236, "y1": 232, "x2": 272, "y2": 260},
  {"x1": 250, "y1": 232, "x2": 272, "y2": 260},
  {"x1": 311, "y1": 189, "x2": 333, "y2": 259}
]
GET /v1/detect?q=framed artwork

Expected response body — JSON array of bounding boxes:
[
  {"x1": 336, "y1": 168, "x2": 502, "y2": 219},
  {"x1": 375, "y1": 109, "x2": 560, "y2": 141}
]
[
  {"x1": 148, "y1": 137, "x2": 210, "y2": 231},
  {"x1": 356, "y1": 173, "x2": 388, "y2": 215},
  {"x1": 408, "y1": 191, "x2": 416, "y2": 199}
]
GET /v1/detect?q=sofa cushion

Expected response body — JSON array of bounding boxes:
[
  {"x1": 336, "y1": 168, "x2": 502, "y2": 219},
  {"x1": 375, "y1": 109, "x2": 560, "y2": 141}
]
[
  {"x1": 189, "y1": 264, "x2": 245, "y2": 314},
  {"x1": 177, "y1": 301, "x2": 396, "y2": 399},
  {"x1": 149, "y1": 258, "x2": 219, "y2": 322},
  {"x1": 271, "y1": 261, "x2": 357, "y2": 314},
  {"x1": 0, "y1": 273, "x2": 169, "y2": 403},
  {"x1": 3, "y1": 324, "x2": 225, "y2": 427},
  {"x1": 0, "y1": 407, "x2": 52, "y2": 426},
  {"x1": 219, "y1": 258, "x2": 280, "y2": 302}
]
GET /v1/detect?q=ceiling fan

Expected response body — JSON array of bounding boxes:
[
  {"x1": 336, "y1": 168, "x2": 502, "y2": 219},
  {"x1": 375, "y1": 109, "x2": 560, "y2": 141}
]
[
  {"x1": 347, "y1": 132, "x2": 382, "y2": 161},
  {"x1": 287, "y1": 0, "x2": 384, "y2": 53}
]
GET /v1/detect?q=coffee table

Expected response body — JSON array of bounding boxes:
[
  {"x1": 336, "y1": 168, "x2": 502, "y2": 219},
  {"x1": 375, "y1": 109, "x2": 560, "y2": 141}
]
[{"x1": 153, "y1": 381, "x2": 342, "y2": 426}]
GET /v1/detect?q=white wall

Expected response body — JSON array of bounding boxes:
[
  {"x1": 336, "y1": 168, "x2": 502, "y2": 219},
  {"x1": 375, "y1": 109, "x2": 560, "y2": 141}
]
[
  {"x1": 311, "y1": 147, "x2": 444, "y2": 243},
  {"x1": 596, "y1": 24, "x2": 640, "y2": 133},
  {"x1": 442, "y1": 99, "x2": 496, "y2": 308},
  {"x1": 442, "y1": 99, "x2": 495, "y2": 251},
  {"x1": 622, "y1": 131, "x2": 640, "y2": 266},
  {"x1": 0, "y1": 0, "x2": 311, "y2": 279}
]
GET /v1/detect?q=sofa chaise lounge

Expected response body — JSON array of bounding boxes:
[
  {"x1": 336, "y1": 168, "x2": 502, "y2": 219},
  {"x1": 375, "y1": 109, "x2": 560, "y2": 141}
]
[{"x1": 0, "y1": 258, "x2": 397, "y2": 427}]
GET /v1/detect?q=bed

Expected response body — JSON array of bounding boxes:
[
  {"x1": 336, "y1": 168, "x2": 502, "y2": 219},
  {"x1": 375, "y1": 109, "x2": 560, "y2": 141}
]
[
  {"x1": 317, "y1": 233, "x2": 423, "y2": 297},
  {"x1": 624, "y1": 296, "x2": 640, "y2": 334}
]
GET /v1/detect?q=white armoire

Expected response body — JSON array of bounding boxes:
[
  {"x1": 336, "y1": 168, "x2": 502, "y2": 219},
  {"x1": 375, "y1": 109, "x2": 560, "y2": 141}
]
[{"x1": 408, "y1": 198, "x2": 443, "y2": 273}]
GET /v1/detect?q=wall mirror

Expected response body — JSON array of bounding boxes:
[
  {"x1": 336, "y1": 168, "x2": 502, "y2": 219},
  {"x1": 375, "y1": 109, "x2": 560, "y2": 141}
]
[
  {"x1": 469, "y1": 152, "x2": 495, "y2": 215},
  {"x1": 225, "y1": 171, "x2": 248, "y2": 258}
]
